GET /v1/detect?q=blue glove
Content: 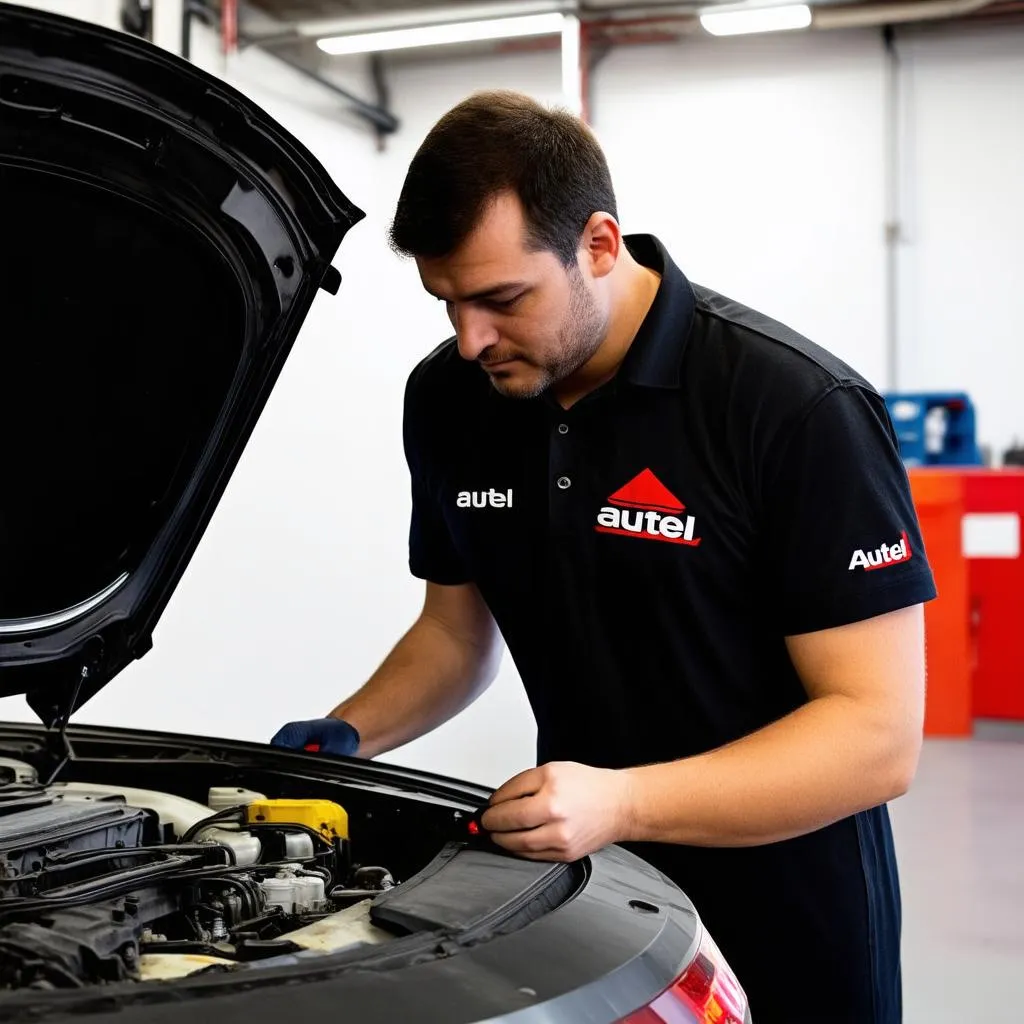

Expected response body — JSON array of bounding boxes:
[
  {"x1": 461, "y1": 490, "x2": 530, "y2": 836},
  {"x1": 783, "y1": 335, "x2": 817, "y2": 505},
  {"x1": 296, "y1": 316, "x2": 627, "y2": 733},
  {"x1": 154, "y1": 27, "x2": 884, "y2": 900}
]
[{"x1": 270, "y1": 718, "x2": 360, "y2": 757}]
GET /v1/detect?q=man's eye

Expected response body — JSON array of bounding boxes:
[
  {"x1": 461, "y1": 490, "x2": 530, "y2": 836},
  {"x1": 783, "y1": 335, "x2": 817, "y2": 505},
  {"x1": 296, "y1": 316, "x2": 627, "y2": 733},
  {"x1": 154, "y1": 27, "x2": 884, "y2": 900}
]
[{"x1": 490, "y1": 295, "x2": 522, "y2": 311}]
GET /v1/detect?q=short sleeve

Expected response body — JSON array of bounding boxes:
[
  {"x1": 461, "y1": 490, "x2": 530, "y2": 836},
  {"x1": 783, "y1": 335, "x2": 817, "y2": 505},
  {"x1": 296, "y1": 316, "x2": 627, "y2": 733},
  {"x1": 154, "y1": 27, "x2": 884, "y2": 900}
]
[
  {"x1": 402, "y1": 370, "x2": 472, "y2": 586},
  {"x1": 761, "y1": 383, "x2": 937, "y2": 635}
]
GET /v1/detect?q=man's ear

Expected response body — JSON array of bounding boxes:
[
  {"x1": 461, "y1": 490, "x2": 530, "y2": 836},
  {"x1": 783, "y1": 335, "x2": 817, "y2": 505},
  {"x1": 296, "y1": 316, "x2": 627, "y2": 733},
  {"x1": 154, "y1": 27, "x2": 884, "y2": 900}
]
[{"x1": 580, "y1": 212, "x2": 621, "y2": 280}]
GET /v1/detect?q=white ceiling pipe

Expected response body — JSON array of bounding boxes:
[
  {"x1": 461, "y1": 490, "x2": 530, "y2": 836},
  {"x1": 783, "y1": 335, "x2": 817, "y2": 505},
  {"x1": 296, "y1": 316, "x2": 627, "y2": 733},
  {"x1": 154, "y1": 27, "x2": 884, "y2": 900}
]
[
  {"x1": 562, "y1": 13, "x2": 584, "y2": 116},
  {"x1": 152, "y1": 0, "x2": 184, "y2": 55},
  {"x1": 813, "y1": 0, "x2": 997, "y2": 30}
]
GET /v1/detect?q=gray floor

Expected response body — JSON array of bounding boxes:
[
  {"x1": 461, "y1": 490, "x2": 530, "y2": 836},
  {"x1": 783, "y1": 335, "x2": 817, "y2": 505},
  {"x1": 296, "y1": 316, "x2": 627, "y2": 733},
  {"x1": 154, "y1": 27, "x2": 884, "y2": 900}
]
[{"x1": 890, "y1": 731, "x2": 1024, "y2": 1023}]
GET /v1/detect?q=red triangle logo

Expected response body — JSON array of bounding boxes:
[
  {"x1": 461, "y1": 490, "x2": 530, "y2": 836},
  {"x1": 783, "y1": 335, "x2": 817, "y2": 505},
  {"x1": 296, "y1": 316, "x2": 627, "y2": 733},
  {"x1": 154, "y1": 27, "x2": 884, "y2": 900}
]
[{"x1": 608, "y1": 469, "x2": 684, "y2": 514}]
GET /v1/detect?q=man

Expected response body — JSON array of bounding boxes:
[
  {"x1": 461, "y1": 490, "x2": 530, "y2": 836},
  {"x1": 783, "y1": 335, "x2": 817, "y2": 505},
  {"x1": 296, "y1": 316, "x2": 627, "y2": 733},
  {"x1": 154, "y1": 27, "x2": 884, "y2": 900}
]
[{"x1": 272, "y1": 90, "x2": 935, "y2": 1023}]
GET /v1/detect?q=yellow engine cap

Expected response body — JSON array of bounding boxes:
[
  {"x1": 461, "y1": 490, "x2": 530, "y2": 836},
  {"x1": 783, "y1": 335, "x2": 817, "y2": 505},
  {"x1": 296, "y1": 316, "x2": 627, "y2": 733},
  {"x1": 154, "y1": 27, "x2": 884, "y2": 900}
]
[{"x1": 245, "y1": 799, "x2": 348, "y2": 842}]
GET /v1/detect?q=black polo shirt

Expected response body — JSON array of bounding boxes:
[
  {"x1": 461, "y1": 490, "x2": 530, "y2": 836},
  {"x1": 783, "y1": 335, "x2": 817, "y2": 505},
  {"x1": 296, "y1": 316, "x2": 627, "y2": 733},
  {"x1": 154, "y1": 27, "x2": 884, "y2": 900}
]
[{"x1": 401, "y1": 235, "x2": 936, "y2": 1024}]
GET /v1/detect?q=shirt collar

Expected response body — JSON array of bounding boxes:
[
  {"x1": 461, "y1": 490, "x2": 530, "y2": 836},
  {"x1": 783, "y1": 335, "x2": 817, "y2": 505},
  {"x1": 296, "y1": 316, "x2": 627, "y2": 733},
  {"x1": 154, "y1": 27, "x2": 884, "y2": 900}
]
[{"x1": 618, "y1": 234, "x2": 696, "y2": 390}]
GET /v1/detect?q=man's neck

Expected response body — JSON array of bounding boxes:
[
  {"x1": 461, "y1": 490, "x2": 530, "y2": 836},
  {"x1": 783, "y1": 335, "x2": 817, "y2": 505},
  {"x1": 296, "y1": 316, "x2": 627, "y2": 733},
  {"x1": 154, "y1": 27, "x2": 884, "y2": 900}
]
[{"x1": 553, "y1": 253, "x2": 662, "y2": 409}]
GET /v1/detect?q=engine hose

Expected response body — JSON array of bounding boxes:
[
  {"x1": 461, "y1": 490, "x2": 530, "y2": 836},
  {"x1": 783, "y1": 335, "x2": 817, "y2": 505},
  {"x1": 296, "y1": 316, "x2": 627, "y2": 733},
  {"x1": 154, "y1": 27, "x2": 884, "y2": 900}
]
[
  {"x1": 180, "y1": 805, "x2": 248, "y2": 844},
  {"x1": 299, "y1": 865, "x2": 331, "y2": 886},
  {"x1": 244, "y1": 822, "x2": 333, "y2": 853}
]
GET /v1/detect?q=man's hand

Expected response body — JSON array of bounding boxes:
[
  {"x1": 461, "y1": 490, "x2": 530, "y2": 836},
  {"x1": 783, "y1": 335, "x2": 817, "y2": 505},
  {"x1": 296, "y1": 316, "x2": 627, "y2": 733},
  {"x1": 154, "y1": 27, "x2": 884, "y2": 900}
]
[
  {"x1": 481, "y1": 761, "x2": 635, "y2": 862},
  {"x1": 270, "y1": 717, "x2": 360, "y2": 757}
]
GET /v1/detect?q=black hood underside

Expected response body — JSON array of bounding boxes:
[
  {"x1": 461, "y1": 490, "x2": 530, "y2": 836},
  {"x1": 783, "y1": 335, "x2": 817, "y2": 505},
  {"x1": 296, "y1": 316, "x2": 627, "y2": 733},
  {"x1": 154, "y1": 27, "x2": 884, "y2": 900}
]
[
  {"x1": 3, "y1": 169, "x2": 243, "y2": 623},
  {"x1": 0, "y1": 2, "x2": 364, "y2": 724}
]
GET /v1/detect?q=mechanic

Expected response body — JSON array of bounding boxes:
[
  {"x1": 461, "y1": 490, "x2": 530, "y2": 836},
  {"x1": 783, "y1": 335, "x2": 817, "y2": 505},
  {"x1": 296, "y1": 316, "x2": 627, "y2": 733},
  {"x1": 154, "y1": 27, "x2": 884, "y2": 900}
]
[{"x1": 272, "y1": 90, "x2": 936, "y2": 1023}]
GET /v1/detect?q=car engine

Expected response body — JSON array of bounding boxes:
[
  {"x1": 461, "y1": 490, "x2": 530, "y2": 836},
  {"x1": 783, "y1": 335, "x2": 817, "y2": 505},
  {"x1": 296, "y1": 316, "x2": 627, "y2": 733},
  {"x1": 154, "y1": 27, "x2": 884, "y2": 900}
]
[{"x1": 0, "y1": 758, "x2": 397, "y2": 989}]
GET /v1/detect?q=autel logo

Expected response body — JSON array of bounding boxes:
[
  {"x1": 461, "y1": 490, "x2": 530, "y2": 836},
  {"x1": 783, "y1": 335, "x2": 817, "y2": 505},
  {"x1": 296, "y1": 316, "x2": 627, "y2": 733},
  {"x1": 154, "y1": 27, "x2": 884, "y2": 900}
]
[
  {"x1": 848, "y1": 532, "x2": 912, "y2": 571},
  {"x1": 457, "y1": 489, "x2": 513, "y2": 509},
  {"x1": 595, "y1": 469, "x2": 700, "y2": 546}
]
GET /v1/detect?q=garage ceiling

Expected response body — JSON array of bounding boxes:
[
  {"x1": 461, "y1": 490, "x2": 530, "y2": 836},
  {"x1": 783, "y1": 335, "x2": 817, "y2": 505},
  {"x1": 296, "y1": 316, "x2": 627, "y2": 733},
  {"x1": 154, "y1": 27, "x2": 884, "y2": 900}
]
[
  {"x1": 191, "y1": 0, "x2": 1024, "y2": 138},
  {"x1": 229, "y1": 0, "x2": 1024, "y2": 67},
  {"x1": 237, "y1": 0, "x2": 937, "y2": 14},
  {"x1": 239, "y1": 0, "x2": 1024, "y2": 26}
]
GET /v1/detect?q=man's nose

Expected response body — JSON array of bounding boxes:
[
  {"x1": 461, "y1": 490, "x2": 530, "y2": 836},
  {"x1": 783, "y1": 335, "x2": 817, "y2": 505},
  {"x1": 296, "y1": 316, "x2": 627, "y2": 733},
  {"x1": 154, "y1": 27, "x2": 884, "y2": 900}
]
[{"x1": 453, "y1": 306, "x2": 499, "y2": 361}]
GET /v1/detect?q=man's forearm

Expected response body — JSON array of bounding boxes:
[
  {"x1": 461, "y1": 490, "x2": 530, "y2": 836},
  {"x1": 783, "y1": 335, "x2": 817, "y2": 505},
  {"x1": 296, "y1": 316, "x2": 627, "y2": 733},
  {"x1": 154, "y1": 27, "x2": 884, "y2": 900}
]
[
  {"x1": 330, "y1": 612, "x2": 501, "y2": 759},
  {"x1": 619, "y1": 694, "x2": 921, "y2": 847}
]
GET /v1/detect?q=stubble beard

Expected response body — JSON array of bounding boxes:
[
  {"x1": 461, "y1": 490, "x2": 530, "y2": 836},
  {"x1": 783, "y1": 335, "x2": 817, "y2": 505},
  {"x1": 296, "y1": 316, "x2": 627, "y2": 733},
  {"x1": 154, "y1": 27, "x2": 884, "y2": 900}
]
[{"x1": 487, "y1": 273, "x2": 608, "y2": 400}]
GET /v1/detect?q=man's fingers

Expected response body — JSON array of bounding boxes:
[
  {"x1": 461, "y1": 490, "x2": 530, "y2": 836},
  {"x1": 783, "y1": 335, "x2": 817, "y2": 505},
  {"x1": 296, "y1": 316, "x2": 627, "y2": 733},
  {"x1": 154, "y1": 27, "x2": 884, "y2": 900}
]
[
  {"x1": 487, "y1": 819, "x2": 569, "y2": 851},
  {"x1": 481, "y1": 794, "x2": 548, "y2": 833},
  {"x1": 489, "y1": 822, "x2": 572, "y2": 856},
  {"x1": 488, "y1": 767, "x2": 544, "y2": 807}
]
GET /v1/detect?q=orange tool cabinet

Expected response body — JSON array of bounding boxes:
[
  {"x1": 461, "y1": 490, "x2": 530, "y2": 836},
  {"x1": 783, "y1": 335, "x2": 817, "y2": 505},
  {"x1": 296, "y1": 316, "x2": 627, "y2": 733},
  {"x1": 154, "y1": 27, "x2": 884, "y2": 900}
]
[{"x1": 907, "y1": 470, "x2": 972, "y2": 736}]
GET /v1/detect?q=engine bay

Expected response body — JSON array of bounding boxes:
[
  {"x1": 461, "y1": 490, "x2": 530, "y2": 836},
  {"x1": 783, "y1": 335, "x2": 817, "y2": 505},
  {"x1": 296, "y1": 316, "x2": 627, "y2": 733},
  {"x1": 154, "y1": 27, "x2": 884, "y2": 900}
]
[{"x1": 0, "y1": 756, "x2": 403, "y2": 989}]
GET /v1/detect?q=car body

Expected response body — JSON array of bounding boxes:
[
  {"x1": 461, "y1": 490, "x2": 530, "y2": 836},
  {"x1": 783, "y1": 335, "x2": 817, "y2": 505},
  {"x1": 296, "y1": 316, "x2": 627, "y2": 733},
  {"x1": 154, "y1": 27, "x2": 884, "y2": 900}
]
[{"x1": 0, "y1": 4, "x2": 751, "y2": 1021}]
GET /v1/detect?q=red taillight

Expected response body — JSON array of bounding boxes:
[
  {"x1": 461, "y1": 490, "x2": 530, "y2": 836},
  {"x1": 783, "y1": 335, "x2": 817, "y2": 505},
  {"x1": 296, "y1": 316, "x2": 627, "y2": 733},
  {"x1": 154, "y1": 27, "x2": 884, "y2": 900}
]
[{"x1": 619, "y1": 926, "x2": 748, "y2": 1024}]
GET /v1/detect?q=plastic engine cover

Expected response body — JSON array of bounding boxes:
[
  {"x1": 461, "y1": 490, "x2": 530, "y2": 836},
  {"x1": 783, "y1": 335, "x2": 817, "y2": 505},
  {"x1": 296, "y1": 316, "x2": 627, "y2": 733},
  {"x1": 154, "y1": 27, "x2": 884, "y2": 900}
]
[
  {"x1": 0, "y1": 799, "x2": 146, "y2": 876},
  {"x1": 246, "y1": 799, "x2": 348, "y2": 842}
]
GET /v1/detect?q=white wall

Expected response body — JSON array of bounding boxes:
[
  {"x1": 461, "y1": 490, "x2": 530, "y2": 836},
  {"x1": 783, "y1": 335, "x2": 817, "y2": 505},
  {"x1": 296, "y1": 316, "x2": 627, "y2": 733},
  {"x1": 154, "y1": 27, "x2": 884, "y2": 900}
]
[
  {"x1": 594, "y1": 29, "x2": 890, "y2": 389},
  {"x1": 5, "y1": 0, "x2": 120, "y2": 29},
  {"x1": 894, "y1": 22, "x2": 1024, "y2": 460},
  {"x1": 4, "y1": 3, "x2": 1024, "y2": 788}
]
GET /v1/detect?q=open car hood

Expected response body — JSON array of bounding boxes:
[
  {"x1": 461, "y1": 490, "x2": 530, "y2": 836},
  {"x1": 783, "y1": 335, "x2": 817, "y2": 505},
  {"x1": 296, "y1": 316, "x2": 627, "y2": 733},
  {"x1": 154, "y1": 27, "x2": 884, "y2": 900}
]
[{"x1": 0, "y1": 3, "x2": 364, "y2": 726}]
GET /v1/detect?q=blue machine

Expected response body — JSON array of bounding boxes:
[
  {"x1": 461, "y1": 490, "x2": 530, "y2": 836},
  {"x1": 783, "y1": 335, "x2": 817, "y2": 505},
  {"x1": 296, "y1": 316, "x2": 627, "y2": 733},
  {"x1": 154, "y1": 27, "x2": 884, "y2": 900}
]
[{"x1": 883, "y1": 391, "x2": 983, "y2": 467}]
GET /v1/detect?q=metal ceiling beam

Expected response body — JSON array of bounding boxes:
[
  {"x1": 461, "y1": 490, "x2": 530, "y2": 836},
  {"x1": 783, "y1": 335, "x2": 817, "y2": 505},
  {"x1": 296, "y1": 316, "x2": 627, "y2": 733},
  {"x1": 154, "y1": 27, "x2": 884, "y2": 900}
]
[
  {"x1": 243, "y1": 0, "x2": 1011, "y2": 48},
  {"x1": 814, "y1": 0, "x2": 998, "y2": 29},
  {"x1": 268, "y1": 47, "x2": 400, "y2": 134},
  {"x1": 188, "y1": 0, "x2": 399, "y2": 134}
]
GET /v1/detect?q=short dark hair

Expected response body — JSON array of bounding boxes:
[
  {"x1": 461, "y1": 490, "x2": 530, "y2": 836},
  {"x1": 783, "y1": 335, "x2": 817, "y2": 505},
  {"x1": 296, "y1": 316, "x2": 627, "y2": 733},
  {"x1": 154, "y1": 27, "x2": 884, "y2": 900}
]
[{"x1": 388, "y1": 90, "x2": 618, "y2": 267}]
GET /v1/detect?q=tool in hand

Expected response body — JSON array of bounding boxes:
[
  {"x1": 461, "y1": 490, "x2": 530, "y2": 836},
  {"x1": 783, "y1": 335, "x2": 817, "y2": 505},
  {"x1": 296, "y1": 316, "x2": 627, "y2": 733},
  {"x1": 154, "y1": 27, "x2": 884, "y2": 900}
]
[{"x1": 457, "y1": 803, "x2": 500, "y2": 850}]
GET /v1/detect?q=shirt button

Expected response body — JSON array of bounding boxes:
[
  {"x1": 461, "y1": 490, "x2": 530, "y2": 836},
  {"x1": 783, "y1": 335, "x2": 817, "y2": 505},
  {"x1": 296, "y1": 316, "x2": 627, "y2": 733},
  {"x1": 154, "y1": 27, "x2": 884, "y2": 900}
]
[
  {"x1": 556, "y1": 476, "x2": 571, "y2": 490},
  {"x1": 557, "y1": 423, "x2": 569, "y2": 435}
]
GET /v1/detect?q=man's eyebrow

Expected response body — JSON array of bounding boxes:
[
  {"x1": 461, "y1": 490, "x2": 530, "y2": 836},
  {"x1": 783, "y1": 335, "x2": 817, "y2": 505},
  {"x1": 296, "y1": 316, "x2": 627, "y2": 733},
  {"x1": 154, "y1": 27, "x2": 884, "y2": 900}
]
[{"x1": 426, "y1": 282, "x2": 529, "y2": 302}]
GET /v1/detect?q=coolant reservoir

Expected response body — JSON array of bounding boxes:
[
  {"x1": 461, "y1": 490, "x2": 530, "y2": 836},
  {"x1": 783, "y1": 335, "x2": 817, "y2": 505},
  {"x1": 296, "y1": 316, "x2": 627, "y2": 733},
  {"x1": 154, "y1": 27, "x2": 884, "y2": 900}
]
[
  {"x1": 208, "y1": 787, "x2": 267, "y2": 812},
  {"x1": 202, "y1": 828, "x2": 261, "y2": 866},
  {"x1": 260, "y1": 870, "x2": 327, "y2": 914},
  {"x1": 261, "y1": 876, "x2": 298, "y2": 914},
  {"x1": 284, "y1": 833, "x2": 315, "y2": 861},
  {"x1": 295, "y1": 874, "x2": 326, "y2": 911},
  {"x1": 246, "y1": 799, "x2": 348, "y2": 842}
]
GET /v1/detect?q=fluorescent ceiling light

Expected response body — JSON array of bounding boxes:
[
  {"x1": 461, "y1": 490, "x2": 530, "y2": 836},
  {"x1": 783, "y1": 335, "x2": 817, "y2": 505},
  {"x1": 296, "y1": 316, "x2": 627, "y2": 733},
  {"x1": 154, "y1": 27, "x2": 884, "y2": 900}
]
[
  {"x1": 317, "y1": 12, "x2": 566, "y2": 56},
  {"x1": 700, "y1": 3, "x2": 812, "y2": 37}
]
